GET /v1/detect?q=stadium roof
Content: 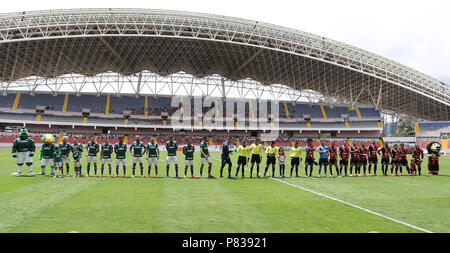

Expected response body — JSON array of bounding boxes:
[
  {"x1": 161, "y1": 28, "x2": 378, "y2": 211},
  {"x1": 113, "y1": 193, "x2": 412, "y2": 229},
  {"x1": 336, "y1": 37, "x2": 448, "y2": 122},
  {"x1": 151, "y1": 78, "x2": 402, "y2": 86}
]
[{"x1": 0, "y1": 8, "x2": 449, "y2": 120}]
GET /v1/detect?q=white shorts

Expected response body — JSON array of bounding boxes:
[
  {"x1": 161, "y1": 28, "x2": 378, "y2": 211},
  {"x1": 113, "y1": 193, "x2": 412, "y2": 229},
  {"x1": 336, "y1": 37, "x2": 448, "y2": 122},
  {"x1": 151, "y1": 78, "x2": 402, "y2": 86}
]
[
  {"x1": 41, "y1": 158, "x2": 54, "y2": 167},
  {"x1": 201, "y1": 157, "x2": 212, "y2": 164},
  {"x1": 148, "y1": 157, "x2": 159, "y2": 165},
  {"x1": 62, "y1": 156, "x2": 70, "y2": 164},
  {"x1": 116, "y1": 158, "x2": 127, "y2": 166},
  {"x1": 73, "y1": 161, "x2": 81, "y2": 167},
  {"x1": 132, "y1": 157, "x2": 143, "y2": 164},
  {"x1": 55, "y1": 162, "x2": 63, "y2": 168},
  {"x1": 166, "y1": 156, "x2": 178, "y2": 164},
  {"x1": 87, "y1": 156, "x2": 97, "y2": 163},
  {"x1": 16, "y1": 151, "x2": 33, "y2": 164},
  {"x1": 185, "y1": 160, "x2": 194, "y2": 166},
  {"x1": 101, "y1": 158, "x2": 112, "y2": 165}
]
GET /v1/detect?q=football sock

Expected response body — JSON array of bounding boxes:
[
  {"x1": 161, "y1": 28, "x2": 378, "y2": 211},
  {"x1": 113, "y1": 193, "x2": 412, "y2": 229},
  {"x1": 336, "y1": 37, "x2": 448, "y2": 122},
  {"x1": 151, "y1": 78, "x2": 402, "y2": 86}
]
[
  {"x1": 87, "y1": 164, "x2": 90, "y2": 175},
  {"x1": 208, "y1": 165, "x2": 211, "y2": 175},
  {"x1": 116, "y1": 166, "x2": 119, "y2": 175},
  {"x1": 190, "y1": 165, "x2": 194, "y2": 176},
  {"x1": 309, "y1": 166, "x2": 313, "y2": 176},
  {"x1": 28, "y1": 165, "x2": 33, "y2": 173},
  {"x1": 185, "y1": 166, "x2": 188, "y2": 176},
  {"x1": 101, "y1": 165, "x2": 104, "y2": 175},
  {"x1": 41, "y1": 166, "x2": 45, "y2": 174},
  {"x1": 148, "y1": 166, "x2": 151, "y2": 175},
  {"x1": 132, "y1": 165, "x2": 136, "y2": 175},
  {"x1": 94, "y1": 164, "x2": 97, "y2": 175},
  {"x1": 166, "y1": 165, "x2": 170, "y2": 177},
  {"x1": 123, "y1": 166, "x2": 126, "y2": 175},
  {"x1": 200, "y1": 165, "x2": 204, "y2": 176},
  {"x1": 235, "y1": 167, "x2": 239, "y2": 177},
  {"x1": 329, "y1": 166, "x2": 333, "y2": 175},
  {"x1": 228, "y1": 166, "x2": 232, "y2": 177},
  {"x1": 264, "y1": 167, "x2": 268, "y2": 175},
  {"x1": 155, "y1": 166, "x2": 158, "y2": 175},
  {"x1": 305, "y1": 167, "x2": 308, "y2": 176},
  {"x1": 318, "y1": 165, "x2": 322, "y2": 175},
  {"x1": 17, "y1": 165, "x2": 23, "y2": 174},
  {"x1": 175, "y1": 164, "x2": 178, "y2": 177},
  {"x1": 66, "y1": 164, "x2": 70, "y2": 175},
  {"x1": 272, "y1": 166, "x2": 275, "y2": 177},
  {"x1": 140, "y1": 165, "x2": 143, "y2": 176},
  {"x1": 108, "y1": 165, "x2": 111, "y2": 175}
]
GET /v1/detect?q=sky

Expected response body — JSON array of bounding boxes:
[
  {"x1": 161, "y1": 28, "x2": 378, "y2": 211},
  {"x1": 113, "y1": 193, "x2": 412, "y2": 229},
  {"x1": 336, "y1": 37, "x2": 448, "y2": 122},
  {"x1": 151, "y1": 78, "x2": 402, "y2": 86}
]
[{"x1": 1, "y1": 0, "x2": 449, "y2": 85}]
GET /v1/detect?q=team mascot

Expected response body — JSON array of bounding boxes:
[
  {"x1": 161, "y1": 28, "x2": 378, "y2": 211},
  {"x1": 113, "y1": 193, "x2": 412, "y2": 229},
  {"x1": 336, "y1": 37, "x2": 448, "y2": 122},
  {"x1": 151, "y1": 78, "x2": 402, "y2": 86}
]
[
  {"x1": 38, "y1": 134, "x2": 56, "y2": 176},
  {"x1": 11, "y1": 128, "x2": 36, "y2": 176},
  {"x1": 426, "y1": 141, "x2": 441, "y2": 175}
]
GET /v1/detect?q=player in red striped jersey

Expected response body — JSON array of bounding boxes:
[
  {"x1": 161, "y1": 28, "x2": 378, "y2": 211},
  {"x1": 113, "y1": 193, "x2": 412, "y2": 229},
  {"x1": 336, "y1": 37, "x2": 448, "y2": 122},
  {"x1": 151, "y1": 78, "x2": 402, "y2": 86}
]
[
  {"x1": 339, "y1": 142, "x2": 350, "y2": 176},
  {"x1": 359, "y1": 143, "x2": 369, "y2": 176},
  {"x1": 349, "y1": 143, "x2": 360, "y2": 176},
  {"x1": 367, "y1": 141, "x2": 378, "y2": 175},
  {"x1": 398, "y1": 143, "x2": 410, "y2": 175},
  {"x1": 378, "y1": 143, "x2": 391, "y2": 176},
  {"x1": 411, "y1": 144, "x2": 424, "y2": 175},
  {"x1": 391, "y1": 144, "x2": 400, "y2": 175},
  {"x1": 305, "y1": 139, "x2": 316, "y2": 177},
  {"x1": 328, "y1": 141, "x2": 339, "y2": 176}
]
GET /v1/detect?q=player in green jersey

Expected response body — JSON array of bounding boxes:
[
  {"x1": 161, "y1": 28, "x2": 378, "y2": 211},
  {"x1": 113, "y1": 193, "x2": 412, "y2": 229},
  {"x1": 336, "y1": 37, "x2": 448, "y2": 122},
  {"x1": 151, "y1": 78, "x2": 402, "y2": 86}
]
[
  {"x1": 72, "y1": 138, "x2": 84, "y2": 175},
  {"x1": 11, "y1": 128, "x2": 36, "y2": 177},
  {"x1": 146, "y1": 137, "x2": 160, "y2": 178},
  {"x1": 165, "y1": 136, "x2": 179, "y2": 178},
  {"x1": 53, "y1": 146, "x2": 63, "y2": 178},
  {"x1": 114, "y1": 136, "x2": 128, "y2": 177},
  {"x1": 86, "y1": 137, "x2": 100, "y2": 177},
  {"x1": 72, "y1": 146, "x2": 82, "y2": 177},
  {"x1": 100, "y1": 138, "x2": 114, "y2": 177},
  {"x1": 183, "y1": 138, "x2": 196, "y2": 178},
  {"x1": 130, "y1": 136, "x2": 147, "y2": 177},
  {"x1": 39, "y1": 140, "x2": 56, "y2": 176},
  {"x1": 199, "y1": 136, "x2": 213, "y2": 178},
  {"x1": 59, "y1": 136, "x2": 72, "y2": 175}
]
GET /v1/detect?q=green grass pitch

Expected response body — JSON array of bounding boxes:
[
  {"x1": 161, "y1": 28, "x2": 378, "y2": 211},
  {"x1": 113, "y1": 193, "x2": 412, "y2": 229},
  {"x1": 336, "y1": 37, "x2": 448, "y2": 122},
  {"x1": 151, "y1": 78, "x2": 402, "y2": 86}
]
[{"x1": 0, "y1": 148, "x2": 449, "y2": 233}]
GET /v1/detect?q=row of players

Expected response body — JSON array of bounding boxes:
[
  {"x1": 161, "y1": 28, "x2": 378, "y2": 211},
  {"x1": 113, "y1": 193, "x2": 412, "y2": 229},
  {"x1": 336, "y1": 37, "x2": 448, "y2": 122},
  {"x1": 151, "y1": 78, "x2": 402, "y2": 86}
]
[{"x1": 13, "y1": 132, "x2": 440, "y2": 178}]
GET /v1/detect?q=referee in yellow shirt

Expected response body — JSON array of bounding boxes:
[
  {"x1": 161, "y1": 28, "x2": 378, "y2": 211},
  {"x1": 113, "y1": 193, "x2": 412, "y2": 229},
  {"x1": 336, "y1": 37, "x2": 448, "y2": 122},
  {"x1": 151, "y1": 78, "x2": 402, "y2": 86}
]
[
  {"x1": 250, "y1": 139, "x2": 263, "y2": 178},
  {"x1": 264, "y1": 141, "x2": 279, "y2": 178},
  {"x1": 235, "y1": 140, "x2": 251, "y2": 178},
  {"x1": 290, "y1": 142, "x2": 303, "y2": 177}
]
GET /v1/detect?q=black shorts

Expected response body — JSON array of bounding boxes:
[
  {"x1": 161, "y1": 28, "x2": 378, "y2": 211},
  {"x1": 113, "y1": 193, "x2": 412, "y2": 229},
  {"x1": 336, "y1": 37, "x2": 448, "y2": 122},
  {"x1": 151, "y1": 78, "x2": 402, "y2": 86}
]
[
  {"x1": 291, "y1": 157, "x2": 300, "y2": 166},
  {"x1": 329, "y1": 158, "x2": 337, "y2": 165},
  {"x1": 221, "y1": 157, "x2": 232, "y2": 167},
  {"x1": 350, "y1": 159, "x2": 360, "y2": 166},
  {"x1": 359, "y1": 159, "x2": 367, "y2": 166},
  {"x1": 305, "y1": 157, "x2": 315, "y2": 166},
  {"x1": 251, "y1": 154, "x2": 261, "y2": 164},
  {"x1": 369, "y1": 157, "x2": 378, "y2": 164},
  {"x1": 340, "y1": 159, "x2": 348, "y2": 166},
  {"x1": 237, "y1": 156, "x2": 247, "y2": 166},
  {"x1": 381, "y1": 157, "x2": 390, "y2": 165},
  {"x1": 391, "y1": 160, "x2": 399, "y2": 166},
  {"x1": 319, "y1": 158, "x2": 329, "y2": 166},
  {"x1": 399, "y1": 159, "x2": 408, "y2": 166},
  {"x1": 266, "y1": 156, "x2": 276, "y2": 165}
]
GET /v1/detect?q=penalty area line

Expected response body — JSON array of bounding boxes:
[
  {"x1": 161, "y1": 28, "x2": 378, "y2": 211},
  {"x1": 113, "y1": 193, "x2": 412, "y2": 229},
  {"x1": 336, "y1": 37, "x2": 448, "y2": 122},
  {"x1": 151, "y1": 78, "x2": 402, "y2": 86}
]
[{"x1": 270, "y1": 177, "x2": 433, "y2": 233}]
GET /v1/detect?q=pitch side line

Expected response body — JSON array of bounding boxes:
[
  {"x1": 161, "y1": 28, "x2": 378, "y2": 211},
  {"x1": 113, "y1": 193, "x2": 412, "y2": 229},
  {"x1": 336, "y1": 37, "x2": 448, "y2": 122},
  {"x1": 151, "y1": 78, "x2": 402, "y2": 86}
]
[{"x1": 270, "y1": 177, "x2": 433, "y2": 233}]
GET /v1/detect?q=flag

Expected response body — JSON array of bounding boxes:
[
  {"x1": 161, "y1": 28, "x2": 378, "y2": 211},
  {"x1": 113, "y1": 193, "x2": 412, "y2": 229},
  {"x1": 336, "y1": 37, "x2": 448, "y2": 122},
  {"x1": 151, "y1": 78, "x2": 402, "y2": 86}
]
[
  {"x1": 347, "y1": 137, "x2": 353, "y2": 147},
  {"x1": 378, "y1": 137, "x2": 385, "y2": 147}
]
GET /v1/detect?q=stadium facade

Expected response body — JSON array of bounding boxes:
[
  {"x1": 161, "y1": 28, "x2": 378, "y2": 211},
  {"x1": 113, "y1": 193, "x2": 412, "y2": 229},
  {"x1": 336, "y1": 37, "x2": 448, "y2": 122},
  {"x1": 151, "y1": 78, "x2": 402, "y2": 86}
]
[{"x1": 0, "y1": 8, "x2": 449, "y2": 146}]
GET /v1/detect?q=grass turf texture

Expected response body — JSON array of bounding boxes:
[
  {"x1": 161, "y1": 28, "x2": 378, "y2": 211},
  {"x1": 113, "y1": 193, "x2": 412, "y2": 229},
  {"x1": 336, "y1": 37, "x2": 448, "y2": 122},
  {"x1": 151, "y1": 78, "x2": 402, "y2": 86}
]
[{"x1": 0, "y1": 149, "x2": 449, "y2": 233}]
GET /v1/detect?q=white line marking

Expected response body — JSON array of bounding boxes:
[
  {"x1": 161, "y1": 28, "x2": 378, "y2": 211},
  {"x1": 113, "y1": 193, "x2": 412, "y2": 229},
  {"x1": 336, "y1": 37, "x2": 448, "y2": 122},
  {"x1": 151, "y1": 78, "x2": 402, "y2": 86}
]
[
  {"x1": 212, "y1": 157, "x2": 433, "y2": 233},
  {"x1": 271, "y1": 177, "x2": 433, "y2": 233}
]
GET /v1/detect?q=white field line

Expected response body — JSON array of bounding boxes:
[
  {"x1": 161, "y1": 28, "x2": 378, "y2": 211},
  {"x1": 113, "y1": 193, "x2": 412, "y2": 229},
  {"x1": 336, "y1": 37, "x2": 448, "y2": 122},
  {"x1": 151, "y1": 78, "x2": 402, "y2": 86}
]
[{"x1": 211, "y1": 157, "x2": 433, "y2": 233}]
